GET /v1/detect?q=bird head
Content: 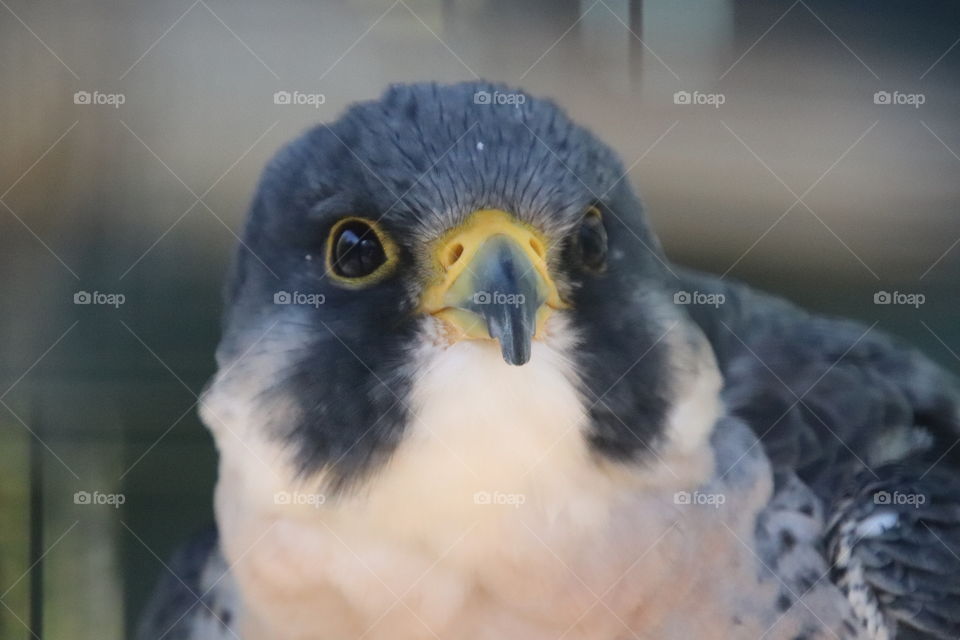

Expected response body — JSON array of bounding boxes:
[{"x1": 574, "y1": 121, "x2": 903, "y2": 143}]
[{"x1": 203, "y1": 82, "x2": 719, "y2": 492}]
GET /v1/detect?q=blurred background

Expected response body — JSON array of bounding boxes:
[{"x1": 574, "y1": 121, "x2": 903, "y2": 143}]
[{"x1": 1, "y1": 0, "x2": 958, "y2": 637}]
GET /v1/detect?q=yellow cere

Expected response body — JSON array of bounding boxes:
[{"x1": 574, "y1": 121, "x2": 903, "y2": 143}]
[{"x1": 420, "y1": 209, "x2": 568, "y2": 340}]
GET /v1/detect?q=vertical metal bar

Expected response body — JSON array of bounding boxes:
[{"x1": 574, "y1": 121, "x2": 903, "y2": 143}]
[
  {"x1": 28, "y1": 403, "x2": 43, "y2": 640},
  {"x1": 629, "y1": 0, "x2": 644, "y2": 85}
]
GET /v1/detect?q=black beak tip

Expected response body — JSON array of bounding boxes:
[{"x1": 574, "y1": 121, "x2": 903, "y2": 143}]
[
  {"x1": 502, "y1": 346, "x2": 531, "y2": 366},
  {"x1": 498, "y1": 329, "x2": 532, "y2": 366}
]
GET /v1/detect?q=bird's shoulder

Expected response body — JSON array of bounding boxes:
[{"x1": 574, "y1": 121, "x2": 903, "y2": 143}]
[{"x1": 678, "y1": 268, "x2": 960, "y2": 484}]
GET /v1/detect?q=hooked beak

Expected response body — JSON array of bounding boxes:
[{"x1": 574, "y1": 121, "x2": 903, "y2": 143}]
[{"x1": 419, "y1": 209, "x2": 565, "y2": 365}]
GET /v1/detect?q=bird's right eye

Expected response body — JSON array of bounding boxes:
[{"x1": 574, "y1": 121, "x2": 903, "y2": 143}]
[
  {"x1": 577, "y1": 206, "x2": 607, "y2": 271},
  {"x1": 326, "y1": 217, "x2": 398, "y2": 286}
]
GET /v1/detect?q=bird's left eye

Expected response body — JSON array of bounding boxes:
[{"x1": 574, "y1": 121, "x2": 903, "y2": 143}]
[{"x1": 326, "y1": 217, "x2": 397, "y2": 284}]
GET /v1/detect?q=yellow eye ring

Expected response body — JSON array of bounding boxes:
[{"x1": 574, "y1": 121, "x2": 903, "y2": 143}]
[{"x1": 325, "y1": 217, "x2": 399, "y2": 287}]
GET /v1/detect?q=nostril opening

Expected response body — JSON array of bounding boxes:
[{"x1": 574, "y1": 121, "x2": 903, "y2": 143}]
[
  {"x1": 529, "y1": 238, "x2": 545, "y2": 259},
  {"x1": 444, "y1": 243, "x2": 464, "y2": 268}
]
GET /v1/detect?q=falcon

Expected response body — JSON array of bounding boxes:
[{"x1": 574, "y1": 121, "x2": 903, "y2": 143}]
[{"x1": 138, "y1": 82, "x2": 960, "y2": 640}]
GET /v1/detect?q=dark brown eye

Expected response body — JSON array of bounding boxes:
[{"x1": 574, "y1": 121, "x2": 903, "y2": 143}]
[
  {"x1": 578, "y1": 207, "x2": 607, "y2": 270},
  {"x1": 327, "y1": 218, "x2": 396, "y2": 283}
]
